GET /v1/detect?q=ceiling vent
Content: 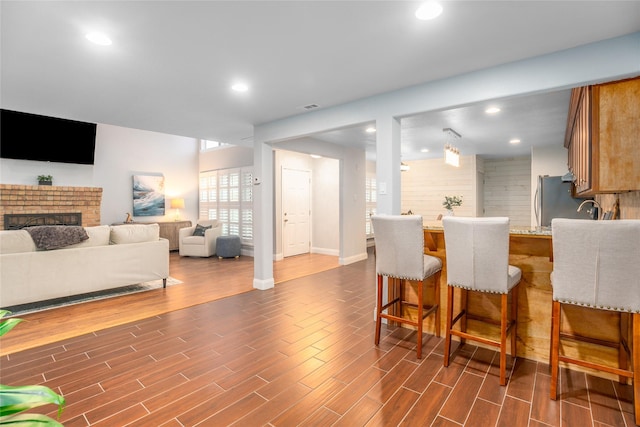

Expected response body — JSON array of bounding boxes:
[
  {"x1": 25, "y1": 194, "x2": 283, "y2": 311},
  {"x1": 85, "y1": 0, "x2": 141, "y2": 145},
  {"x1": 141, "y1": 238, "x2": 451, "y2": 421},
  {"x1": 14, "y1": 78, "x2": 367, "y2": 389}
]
[{"x1": 302, "y1": 104, "x2": 320, "y2": 111}]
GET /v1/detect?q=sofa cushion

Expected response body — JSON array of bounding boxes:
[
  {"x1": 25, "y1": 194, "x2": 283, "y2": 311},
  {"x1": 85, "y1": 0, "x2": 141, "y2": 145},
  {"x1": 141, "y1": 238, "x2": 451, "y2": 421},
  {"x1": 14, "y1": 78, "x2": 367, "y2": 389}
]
[
  {"x1": 0, "y1": 230, "x2": 37, "y2": 254},
  {"x1": 192, "y1": 223, "x2": 212, "y2": 236},
  {"x1": 110, "y1": 223, "x2": 160, "y2": 244},
  {"x1": 182, "y1": 235, "x2": 205, "y2": 245},
  {"x1": 66, "y1": 225, "x2": 111, "y2": 248}
]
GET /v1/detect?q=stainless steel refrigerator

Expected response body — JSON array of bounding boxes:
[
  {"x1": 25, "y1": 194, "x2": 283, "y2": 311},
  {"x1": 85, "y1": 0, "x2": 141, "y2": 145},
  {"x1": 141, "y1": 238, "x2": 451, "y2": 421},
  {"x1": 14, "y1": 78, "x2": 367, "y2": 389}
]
[{"x1": 534, "y1": 175, "x2": 594, "y2": 227}]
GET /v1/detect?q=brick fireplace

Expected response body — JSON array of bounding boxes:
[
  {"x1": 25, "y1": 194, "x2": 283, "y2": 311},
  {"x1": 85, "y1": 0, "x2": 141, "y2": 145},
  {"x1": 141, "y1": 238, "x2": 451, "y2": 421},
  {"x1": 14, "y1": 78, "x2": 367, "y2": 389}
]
[{"x1": 0, "y1": 184, "x2": 102, "y2": 230}]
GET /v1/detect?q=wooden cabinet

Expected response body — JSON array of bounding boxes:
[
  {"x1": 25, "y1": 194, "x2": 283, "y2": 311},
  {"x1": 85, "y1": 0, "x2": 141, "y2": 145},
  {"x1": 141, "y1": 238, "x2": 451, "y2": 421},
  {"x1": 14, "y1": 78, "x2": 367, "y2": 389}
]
[
  {"x1": 157, "y1": 220, "x2": 192, "y2": 251},
  {"x1": 565, "y1": 77, "x2": 640, "y2": 197}
]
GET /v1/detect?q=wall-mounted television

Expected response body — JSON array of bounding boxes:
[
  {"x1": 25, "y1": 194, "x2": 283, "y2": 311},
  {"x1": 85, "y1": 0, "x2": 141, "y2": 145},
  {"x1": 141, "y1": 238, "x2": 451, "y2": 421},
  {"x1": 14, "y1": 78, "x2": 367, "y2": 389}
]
[{"x1": 0, "y1": 109, "x2": 97, "y2": 165}]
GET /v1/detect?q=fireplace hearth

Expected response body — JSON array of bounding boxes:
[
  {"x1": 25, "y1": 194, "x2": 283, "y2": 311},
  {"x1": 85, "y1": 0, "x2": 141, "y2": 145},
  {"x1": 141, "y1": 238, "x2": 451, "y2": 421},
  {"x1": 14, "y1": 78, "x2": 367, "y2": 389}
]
[{"x1": 4, "y1": 213, "x2": 82, "y2": 230}]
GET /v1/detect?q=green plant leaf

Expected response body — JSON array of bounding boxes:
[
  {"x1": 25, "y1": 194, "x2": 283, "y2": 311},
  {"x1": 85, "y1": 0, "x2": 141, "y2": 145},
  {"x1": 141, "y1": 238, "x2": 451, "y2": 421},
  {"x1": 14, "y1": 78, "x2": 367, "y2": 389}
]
[
  {"x1": 0, "y1": 385, "x2": 65, "y2": 417},
  {"x1": 0, "y1": 318, "x2": 23, "y2": 338},
  {"x1": 0, "y1": 412, "x2": 64, "y2": 425},
  {"x1": 0, "y1": 314, "x2": 65, "y2": 425}
]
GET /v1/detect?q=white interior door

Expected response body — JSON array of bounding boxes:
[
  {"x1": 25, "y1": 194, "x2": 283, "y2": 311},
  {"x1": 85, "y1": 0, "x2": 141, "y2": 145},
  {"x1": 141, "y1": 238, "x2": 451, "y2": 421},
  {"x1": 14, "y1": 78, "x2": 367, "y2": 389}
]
[{"x1": 282, "y1": 168, "x2": 311, "y2": 257}]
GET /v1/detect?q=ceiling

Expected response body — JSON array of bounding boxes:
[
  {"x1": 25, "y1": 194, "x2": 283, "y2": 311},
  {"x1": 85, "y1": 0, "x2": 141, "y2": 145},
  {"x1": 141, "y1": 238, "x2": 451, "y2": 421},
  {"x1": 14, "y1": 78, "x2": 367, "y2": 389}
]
[
  {"x1": 309, "y1": 88, "x2": 573, "y2": 161},
  {"x1": 2, "y1": 1, "x2": 639, "y2": 161}
]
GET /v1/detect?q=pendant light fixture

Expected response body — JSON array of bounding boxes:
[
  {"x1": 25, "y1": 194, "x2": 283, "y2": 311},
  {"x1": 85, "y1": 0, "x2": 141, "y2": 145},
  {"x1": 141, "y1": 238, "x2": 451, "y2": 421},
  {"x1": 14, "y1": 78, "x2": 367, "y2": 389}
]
[{"x1": 443, "y1": 127, "x2": 461, "y2": 167}]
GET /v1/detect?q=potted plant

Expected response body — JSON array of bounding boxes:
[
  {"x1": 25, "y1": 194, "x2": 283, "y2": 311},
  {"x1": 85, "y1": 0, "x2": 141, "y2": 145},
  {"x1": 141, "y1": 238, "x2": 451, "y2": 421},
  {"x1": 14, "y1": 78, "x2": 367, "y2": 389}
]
[
  {"x1": 37, "y1": 175, "x2": 53, "y2": 186},
  {"x1": 0, "y1": 310, "x2": 66, "y2": 426},
  {"x1": 442, "y1": 195, "x2": 463, "y2": 215}
]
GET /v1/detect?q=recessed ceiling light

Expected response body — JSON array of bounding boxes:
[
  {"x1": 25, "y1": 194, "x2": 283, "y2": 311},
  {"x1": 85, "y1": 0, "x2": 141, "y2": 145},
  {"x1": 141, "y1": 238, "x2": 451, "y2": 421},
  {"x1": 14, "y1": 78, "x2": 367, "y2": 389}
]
[
  {"x1": 485, "y1": 107, "x2": 501, "y2": 114},
  {"x1": 310, "y1": 154, "x2": 322, "y2": 159},
  {"x1": 421, "y1": 148, "x2": 430, "y2": 153},
  {"x1": 366, "y1": 127, "x2": 376, "y2": 133},
  {"x1": 231, "y1": 83, "x2": 249, "y2": 92},
  {"x1": 85, "y1": 32, "x2": 112, "y2": 46},
  {"x1": 509, "y1": 139, "x2": 521, "y2": 144},
  {"x1": 415, "y1": 1, "x2": 443, "y2": 20}
]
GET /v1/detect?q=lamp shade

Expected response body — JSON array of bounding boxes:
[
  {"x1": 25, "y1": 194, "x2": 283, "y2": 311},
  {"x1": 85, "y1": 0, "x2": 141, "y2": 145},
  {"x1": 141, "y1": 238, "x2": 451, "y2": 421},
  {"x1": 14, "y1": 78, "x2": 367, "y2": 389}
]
[{"x1": 170, "y1": 198, "x2": 185, "y2": 209}]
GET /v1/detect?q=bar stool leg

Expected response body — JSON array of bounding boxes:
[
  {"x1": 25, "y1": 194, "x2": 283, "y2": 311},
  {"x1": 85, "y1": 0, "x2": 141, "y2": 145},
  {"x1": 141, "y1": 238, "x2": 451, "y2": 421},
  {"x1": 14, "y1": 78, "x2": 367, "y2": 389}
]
[
  {"x1": 444, "y1": 286, "x2": 454, "y2": 367},
  {"x1": 460, "y1": 289, "x2": 468, "y2": 345},
  {"x1": 633, "y1": 313, "x2": 639, "y2": 427},
  {"x1": 500, "y1": 293, "x2": 508, "y2": 386},
  {"x1": 375, "y1": 275, "x2": 383, "y2": 345},
  {"x1": 511, "y1": 287, "x2": 518, "y2": 357},
  {"x1": 416, "y1": 279, "x2": 423, "y2": 359},
  {"x1": 550, "y1": 301, "x2": 561, "y2": 400},
  {"x1": 434, "y1": 270, "x2": 441, "y2": 338},
  {"x1": 619, "y1": 312, "x2": 629, "y2": 384}
]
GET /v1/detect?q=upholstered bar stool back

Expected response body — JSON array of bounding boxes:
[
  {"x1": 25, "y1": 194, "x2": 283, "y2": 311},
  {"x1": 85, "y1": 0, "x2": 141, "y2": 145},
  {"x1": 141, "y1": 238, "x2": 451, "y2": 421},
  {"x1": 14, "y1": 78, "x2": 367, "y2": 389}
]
[
  {"x1": 442, "y1": 216, "x2": 522, "y2": 385},
  {"x1": 371, "y1": 215, "x2": 442, "y2": 359},
  {"x1": 550, "y1": 218, "x2": 640, "y2": 425}
]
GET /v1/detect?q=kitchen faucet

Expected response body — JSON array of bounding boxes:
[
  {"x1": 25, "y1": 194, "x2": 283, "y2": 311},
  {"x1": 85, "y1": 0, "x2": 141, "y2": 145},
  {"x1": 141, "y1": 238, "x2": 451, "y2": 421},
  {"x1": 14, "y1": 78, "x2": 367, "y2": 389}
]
[{"x1": 577, "y1": 199, "x2": 602, "y2": 220}]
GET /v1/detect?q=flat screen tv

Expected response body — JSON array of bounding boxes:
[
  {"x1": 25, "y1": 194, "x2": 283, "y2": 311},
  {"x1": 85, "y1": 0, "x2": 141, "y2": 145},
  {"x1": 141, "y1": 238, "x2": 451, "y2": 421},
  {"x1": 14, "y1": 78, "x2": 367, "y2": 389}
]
[{"x1": 1, "y1": 109, "x2": 97, "y2": 165}]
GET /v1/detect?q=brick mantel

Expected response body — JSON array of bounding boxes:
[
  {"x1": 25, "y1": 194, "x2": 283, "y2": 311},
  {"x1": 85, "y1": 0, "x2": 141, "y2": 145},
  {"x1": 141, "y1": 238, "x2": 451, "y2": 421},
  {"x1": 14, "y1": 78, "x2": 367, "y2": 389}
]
[{"x1": 0, "y1": 184, "x2": 102, "y2": 230}]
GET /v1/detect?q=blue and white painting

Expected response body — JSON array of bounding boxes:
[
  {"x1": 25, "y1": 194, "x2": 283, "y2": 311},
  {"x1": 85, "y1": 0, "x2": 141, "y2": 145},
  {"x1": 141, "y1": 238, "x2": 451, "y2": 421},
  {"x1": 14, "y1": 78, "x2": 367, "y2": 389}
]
[{"x1": 133, "y1": 174, "x2": 165, "y2": 216}]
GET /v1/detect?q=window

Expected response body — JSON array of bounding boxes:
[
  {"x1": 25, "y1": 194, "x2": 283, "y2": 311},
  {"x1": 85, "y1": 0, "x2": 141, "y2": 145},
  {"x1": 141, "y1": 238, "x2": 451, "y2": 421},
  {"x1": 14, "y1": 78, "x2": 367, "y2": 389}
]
[
  {"x1": 365, "y1": 173, "x2": 377, "y2": 238},
  {"x1": 199, "y1": 167, "x2": 253, "y2": 244},
  {"x1": 200, "y1": 139, "x2": 230, "y2": 152}
]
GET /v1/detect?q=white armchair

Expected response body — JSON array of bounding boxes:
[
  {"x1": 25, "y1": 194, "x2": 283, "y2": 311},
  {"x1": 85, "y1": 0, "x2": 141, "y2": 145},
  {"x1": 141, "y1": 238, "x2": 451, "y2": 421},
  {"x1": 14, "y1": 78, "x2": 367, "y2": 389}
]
[{"x1": 178, "y1": 220, "x2": 222, "y2": 257}]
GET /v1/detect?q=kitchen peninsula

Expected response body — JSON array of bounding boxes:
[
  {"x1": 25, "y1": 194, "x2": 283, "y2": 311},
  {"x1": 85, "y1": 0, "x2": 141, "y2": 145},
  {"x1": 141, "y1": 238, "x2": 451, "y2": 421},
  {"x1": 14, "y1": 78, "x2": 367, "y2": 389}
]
[{"x1": 411, "y1": 221, "x2": 622, "y2": 378}]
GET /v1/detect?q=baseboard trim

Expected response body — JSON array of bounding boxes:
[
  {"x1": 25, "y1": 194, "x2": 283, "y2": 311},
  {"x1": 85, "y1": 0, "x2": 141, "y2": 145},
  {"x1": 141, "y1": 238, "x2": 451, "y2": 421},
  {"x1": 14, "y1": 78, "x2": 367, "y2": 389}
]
[
  {"x1": 311, "y1": 247, "x2": 339, "y2": 256},
  {"x1": 253, "y1": 277, "x2": 275, "y2": 290},
  {"x1": 339, "y1": 252, "x2": 368, "y2": 265}
]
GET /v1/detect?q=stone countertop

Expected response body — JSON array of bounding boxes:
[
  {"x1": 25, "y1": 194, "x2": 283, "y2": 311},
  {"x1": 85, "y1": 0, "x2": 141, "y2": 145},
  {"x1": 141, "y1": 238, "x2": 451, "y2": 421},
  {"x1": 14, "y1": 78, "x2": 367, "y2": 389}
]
[{"x1": 422, "y1": 220, "x2": 552, "y2": 237}]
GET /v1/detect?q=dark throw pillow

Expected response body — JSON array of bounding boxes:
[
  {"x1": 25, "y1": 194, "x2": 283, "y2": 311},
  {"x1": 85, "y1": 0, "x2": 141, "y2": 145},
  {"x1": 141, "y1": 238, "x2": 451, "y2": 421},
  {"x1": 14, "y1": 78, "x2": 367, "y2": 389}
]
[
  {"x1": 26, "y1": 225, "x2": 89, "y2": 250},
  {"x1": 192, "y1": 224, "x2": 212, "y2": 237}
]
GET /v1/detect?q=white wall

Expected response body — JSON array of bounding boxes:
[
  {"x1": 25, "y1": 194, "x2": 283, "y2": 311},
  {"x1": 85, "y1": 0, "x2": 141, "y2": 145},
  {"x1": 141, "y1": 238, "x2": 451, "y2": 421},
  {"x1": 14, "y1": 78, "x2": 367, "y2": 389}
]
[
  {"x1": 483, "y1": 157, "x2": 531, "y2": 226},
  {"x1": 93, "y1": 124, "x2": 199, "y2": 225},
  {"x1": 339, "y1": 146, "x2": 367, "y2": 264},
  {"x1": 401, "y1": 155, "x2": 478, "y2": 219},
  {"x1": 0, "y1": 123, "x2": 200, "y2": 226},
  {"x1": 312, "y1": 157, "x2": 340, "y2": 256},
  {"x1": 0, "y1": 159, "x2": 94, "y2": 187},
  {"x1": 199, "y1": 145, "x2": 253, "y2": 172}
]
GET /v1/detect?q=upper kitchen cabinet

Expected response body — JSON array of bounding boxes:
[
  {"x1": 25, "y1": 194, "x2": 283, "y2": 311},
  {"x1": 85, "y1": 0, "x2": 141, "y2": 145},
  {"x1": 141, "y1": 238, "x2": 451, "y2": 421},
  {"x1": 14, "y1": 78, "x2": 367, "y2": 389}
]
[{"x1": 565, "y1": 77, "x2": 640, "y2": 197}]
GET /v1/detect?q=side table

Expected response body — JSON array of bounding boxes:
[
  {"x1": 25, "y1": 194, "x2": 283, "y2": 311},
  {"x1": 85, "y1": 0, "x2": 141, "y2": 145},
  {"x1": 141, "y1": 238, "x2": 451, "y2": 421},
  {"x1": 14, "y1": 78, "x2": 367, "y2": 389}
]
[{"x1": 157, "y1": 220, "x2": 192, "y2": 251}]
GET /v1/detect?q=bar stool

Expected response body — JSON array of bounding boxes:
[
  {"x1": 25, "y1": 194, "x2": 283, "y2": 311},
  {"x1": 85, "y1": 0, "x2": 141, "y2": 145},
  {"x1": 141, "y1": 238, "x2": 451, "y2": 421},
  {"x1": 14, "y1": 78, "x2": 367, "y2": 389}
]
[
  {"x1": 442, "y1": 216, "x2": 521, "y2": 386},
  {"x1": 550, "y1": 218, "x2": 639, "y2": 425},
  {"x1": 371, "y1": 214, "x2": 442, "y2": 359}
]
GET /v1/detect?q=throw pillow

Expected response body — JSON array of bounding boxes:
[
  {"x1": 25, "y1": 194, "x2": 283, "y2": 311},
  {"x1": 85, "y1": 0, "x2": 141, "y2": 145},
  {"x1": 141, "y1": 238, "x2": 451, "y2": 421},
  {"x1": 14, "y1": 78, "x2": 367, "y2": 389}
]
[
  {"x1": 192, "y1": 224, "x2": 212, "y2": 237},
  {"x1": 26, "y1": 225, "x2": 89, "y2": 250}
]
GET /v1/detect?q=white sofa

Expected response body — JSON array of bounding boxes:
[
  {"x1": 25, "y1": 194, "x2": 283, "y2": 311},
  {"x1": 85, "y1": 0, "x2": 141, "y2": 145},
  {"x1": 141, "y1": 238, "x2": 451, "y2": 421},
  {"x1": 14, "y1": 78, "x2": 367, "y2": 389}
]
[{"x1": 0, "y1": 223, "x2": 169, "y2": 307}]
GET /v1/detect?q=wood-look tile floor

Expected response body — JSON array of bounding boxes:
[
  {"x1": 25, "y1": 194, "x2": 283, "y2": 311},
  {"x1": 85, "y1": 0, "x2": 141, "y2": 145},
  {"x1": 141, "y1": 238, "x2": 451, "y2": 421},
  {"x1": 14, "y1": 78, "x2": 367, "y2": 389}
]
[{"x1": 1, "y1": 252, "x2": 636, "y2": 426}]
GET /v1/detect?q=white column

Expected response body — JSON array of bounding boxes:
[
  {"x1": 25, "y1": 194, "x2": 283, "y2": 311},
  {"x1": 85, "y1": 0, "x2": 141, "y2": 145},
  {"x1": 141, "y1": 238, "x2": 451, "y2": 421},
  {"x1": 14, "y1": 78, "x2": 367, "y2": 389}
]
[
  {"x1": 375, "y1": 116, "x2": 402, "y2": 215},
  {"x1": 252, "y1": 139, "x2": 275, "y2": 290}
]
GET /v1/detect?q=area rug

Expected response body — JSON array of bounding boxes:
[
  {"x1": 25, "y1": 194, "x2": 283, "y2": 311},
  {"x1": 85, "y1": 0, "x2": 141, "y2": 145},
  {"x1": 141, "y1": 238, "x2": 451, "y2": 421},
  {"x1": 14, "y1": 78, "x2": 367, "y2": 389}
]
[{"x1": 3, "y1": 277, "x2": 183, "y2": 316}]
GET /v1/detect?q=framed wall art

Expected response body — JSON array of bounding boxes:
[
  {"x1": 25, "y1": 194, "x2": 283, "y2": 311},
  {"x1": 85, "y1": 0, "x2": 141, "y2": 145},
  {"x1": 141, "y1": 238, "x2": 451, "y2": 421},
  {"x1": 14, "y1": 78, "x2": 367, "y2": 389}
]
[{"x1": 132, "y1": 174, "x2": 165, "y2": 216}]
